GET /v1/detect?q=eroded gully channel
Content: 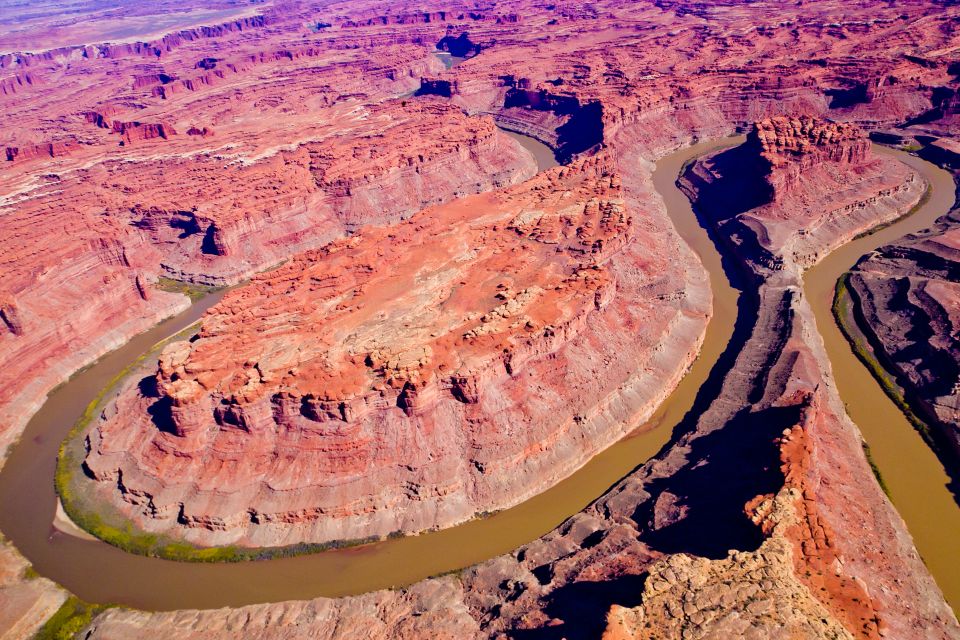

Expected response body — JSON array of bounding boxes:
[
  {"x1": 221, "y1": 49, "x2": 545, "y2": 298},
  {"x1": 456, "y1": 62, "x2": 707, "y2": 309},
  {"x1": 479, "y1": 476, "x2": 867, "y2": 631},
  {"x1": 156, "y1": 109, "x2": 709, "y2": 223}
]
[{"x1": 0, "y1": 136, "x2": 953, "y2": 612}]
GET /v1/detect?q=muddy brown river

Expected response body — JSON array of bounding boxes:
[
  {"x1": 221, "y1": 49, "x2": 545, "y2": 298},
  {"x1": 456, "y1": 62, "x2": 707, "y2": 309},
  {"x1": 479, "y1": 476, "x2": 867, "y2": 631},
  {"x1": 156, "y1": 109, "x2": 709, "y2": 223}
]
[
  {"x1": 502, "y1": 129, "x2": 559, "y2": 172},
  {"x1": 0, "y1": 137, "x2": 954, "y2": 613}
]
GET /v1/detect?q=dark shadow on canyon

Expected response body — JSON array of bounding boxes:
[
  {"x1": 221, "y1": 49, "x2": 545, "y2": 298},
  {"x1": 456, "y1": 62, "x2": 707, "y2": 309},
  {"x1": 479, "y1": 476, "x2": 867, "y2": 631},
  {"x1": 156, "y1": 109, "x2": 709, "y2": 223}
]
[
  {"x1": 652, "y1": 158, "x2": 766, "y2": 452},
  {"x1": 686, "y1": 143, "x2": 771, "y2": 220},
  {"x1": 502, "y1": 88, "x2": 604, "y2": 162},
  {"x1": 436, "y1": 32, "x2": 480, "y2": 58},
  {"x1": 139, "y1": 375, "x2": 179, "y2": 435},
  {"x1": 501, "y1": 151, "x2": 782, "y2": 639},
  {"x1": 506, "y1": 574, "x2": 647, "y2": 640},
  {"x1": 634, "y1": 403, "x2": 796, "y2": 557}
]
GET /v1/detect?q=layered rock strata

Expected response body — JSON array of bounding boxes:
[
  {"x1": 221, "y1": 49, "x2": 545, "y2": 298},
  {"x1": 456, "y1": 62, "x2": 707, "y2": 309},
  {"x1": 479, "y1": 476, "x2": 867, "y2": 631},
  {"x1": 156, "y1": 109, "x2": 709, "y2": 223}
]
[
  {"x1": 0, "y1": 98, "x2": 536, "y2": 462},
  {"x1": 3, "y1": 0, "x2": 956, "y2": 468},
  {"x1": 846, "y1": 208, "x2": 960, "y2": 464},
  {"x1": 681, "y1": 117, "x2": 923, "y2": 271},
  {"x1": 80, "y1": 117, "x2": 957, "y2": 639},
  {"x1": 1, "y1": 0, "x2": 959, "y2": 637},
  {"x1": 83, "y1": 154, "x2": 712, "y2": 547}
]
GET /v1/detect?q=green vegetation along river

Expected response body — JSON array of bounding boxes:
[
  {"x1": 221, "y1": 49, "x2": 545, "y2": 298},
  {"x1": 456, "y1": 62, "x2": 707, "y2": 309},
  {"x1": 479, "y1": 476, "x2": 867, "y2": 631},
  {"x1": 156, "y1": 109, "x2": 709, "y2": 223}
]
[{"x1": 0, "y1": 138, "x2": 737, "y2": 610}]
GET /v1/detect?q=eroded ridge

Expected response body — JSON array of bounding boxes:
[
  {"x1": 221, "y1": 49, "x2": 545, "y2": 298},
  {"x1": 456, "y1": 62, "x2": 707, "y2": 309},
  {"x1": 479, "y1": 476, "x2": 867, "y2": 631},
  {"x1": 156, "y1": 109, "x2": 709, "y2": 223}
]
[
  {"x1": 2, "y1": 0, "x2": 960, "y2": 635},
  {"x1": 682, "y1": 117, "x2": 922, "y2": 270},
  {"x1": 83, "y1": 154, "x2": 711, "y2": 547}
]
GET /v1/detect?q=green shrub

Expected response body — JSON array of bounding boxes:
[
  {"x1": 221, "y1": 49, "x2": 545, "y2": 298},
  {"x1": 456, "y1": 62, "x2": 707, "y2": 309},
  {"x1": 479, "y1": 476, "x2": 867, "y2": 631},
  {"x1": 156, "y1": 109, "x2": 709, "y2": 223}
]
[{"x1": 33, "y1": 597, "x2": 109, "y2": 640}]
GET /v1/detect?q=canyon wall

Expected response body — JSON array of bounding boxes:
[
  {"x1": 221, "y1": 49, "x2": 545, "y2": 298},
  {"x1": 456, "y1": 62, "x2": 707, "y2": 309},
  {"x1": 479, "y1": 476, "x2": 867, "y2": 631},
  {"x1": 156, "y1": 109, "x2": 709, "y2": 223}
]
[
  {"x1": 0, "y1": 91, "x2": 536, "y2": 461},
  {"x1": 680, "y1": 118, "x2": 923, "y2": 271},
  {"x1": 0, "y1": 0, "x2": 959, "y2": 638},
  {"x1": 80, "y1": 115, "x2": 956, "y2": 640}
]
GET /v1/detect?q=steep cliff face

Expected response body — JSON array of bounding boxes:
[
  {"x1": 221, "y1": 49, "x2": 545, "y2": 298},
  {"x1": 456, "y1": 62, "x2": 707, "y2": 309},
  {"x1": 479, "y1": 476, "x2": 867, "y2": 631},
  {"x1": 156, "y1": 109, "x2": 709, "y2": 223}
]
[
  {"x1": 681, "y1": 117, "x2": 923, "y2": 270},
  {"x1": 0, "y1": 14, "x2": 276, "y2": 69},
  {"x1": 748, "y1": 116, "x2": 871, "y2": 203},
  {"x1": 1, "y1": 0, "x2": 959, "y2": 637},
  {"x1": 82, "y1": 154, "x2": 712, "y2": 547},
  {"x1": 3, "y1": 141, "x2": 76, "y2": 163},
  {"x1": 0, "y1": 21, "x2": 536, "y2": 485},
  {"x1": 0, "y1": 207, "x2": 190, "y2": 460},
  {"x1": 497, "y1": 86, "x2": 604, "y2": 161}
]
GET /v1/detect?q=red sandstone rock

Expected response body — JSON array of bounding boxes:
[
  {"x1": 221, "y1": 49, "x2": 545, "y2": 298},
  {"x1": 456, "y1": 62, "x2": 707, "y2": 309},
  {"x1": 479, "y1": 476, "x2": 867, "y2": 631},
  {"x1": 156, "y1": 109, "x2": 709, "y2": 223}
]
[
  {"x1": 0, "y1": 91, "x2": 534, "y2": 460},
  {"x1": 112, "y1": 120, "x2": 176, "y2": 143},
  {"x1": 80, "y1": 117, "x2": 957, "y2": 639},
  {"x1": 749, "y1": 116, "x2": 871, "y2": 202},
  {"x1": 681, "y1": 118, "x2": 924, "y2": 269},
  {"x1": 83, "y1": 154, "x2": 711, "y2": 547}
]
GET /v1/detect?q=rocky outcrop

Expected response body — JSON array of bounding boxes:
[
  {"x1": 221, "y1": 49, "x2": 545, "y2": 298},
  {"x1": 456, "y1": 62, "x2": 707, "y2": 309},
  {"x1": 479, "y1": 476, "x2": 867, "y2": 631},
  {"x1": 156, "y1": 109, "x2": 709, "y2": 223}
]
[
  {"x1": 112, "y1": 120, "x2": 176, "y2": 143},
  {"x1": 4, "y1": 141, "x2": 76, "y2": 163},
  {"x1": 846, "y1": 208, "x2": 960, "y2": 464},
  {"x1": 601, "y1": 390, "x2": 891, "y2": 640},
  {"x1": 748, "y1": 116, "x2": 871, "y2": 202},
  {"x1": 85, "y1": 110, "x2": 177, "y2": 142},
  {"x1": 82, "y1": 154, "x2": 712, "y2": 547},
  {"x1": 681, "y1": 118, "x2": 923, "y2": 270},
  {"x1": 602, "y1": 485, "x2": 857, "y2": 640}
]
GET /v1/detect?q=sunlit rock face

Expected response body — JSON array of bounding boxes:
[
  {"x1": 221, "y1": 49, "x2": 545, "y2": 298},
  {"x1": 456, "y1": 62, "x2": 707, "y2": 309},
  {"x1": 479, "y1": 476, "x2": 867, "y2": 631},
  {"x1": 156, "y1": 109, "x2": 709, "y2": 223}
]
[{"x1": 84, "y1": 155, "x2": 711, "y2": 547}]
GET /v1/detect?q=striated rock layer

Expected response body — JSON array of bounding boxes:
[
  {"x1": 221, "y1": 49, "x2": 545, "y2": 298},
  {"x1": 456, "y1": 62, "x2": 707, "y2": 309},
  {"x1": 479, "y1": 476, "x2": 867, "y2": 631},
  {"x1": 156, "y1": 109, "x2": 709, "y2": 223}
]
[
  {"x1": 1, "y1": 0, "x2": 959, "y2": 637},
  {"x1": 3, "y1": 0, "x2": 956, "y2": 463},
  {"x1": 0, "y1": 95, "x2": 536, "y2": 461},
  {"x1": 847, "y1": 208, "x2": 960, "y2": 465},
  {"x1": 83, "y1": 154, "x2": 712, "y2": 547},
  {"x1": 681, "y1": 117, "x2": 923, "y2": 271}
]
